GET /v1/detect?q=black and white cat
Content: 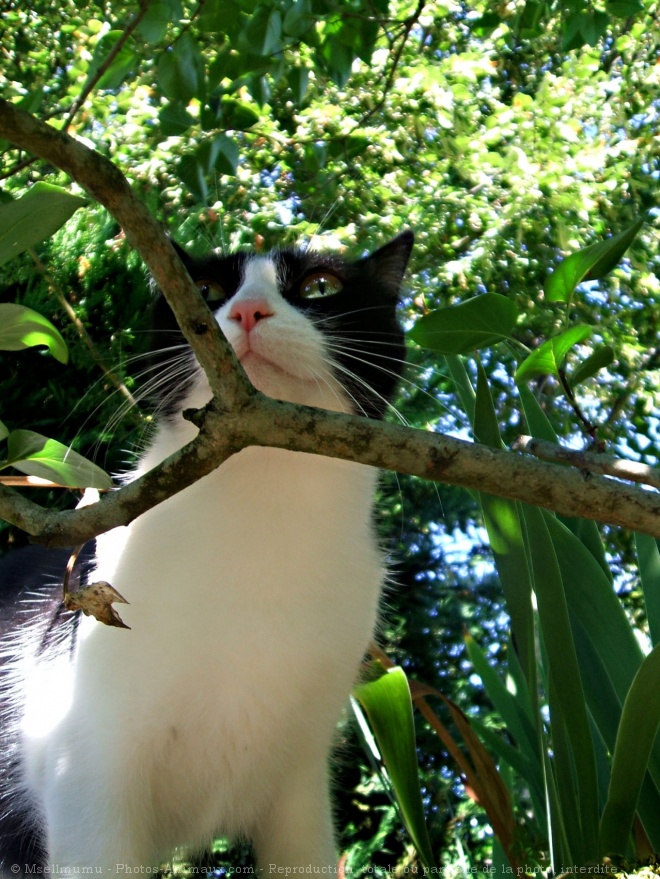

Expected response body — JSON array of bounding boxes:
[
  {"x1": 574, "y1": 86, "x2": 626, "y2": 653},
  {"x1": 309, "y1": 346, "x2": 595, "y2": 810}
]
[{"x1": 0, "y1": 231, "x2": 414, "y2": 874}]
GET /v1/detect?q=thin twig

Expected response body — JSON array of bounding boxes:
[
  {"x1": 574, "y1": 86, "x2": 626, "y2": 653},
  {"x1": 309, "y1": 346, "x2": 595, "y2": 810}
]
[
  {"x1": 357, "y1": 0, "x2": 426, "y2": 127},
  {"x1": 513, "y1": 434, "x2": 660, "y2": 492},
  {"x1": 62, "y1": 1, "x2": 154, "y2": 132}
]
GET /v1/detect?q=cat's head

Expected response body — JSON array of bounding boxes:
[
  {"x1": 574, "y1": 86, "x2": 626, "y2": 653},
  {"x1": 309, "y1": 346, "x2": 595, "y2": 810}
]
[{"x1": 150, "y1": 232, "x2": 413, "y2": 420}]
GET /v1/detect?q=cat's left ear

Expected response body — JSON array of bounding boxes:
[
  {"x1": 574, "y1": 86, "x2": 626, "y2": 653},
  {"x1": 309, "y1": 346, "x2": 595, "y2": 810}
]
[{"x1": 363, "y1": 231, "x2": 414, "y2": 295}]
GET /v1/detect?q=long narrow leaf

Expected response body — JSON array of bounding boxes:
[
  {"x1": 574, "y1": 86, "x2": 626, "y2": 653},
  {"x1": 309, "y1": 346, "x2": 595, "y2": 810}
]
[
  {"x1": 635, "y1": 533, "x2": 660, "y2": 647},
  {"x1": 444, "y1": 354, "x2": 476, "y2": 425},
  {"x1": 522, "y1": 506, "x2": 600, "y2": 858},
  {"x1": 474, "y1": 358, "x2": 504, "y2": 448},
  {"x1": 5, "y1": 429, "x2": 111, "y2": 489},
  {"x1": 353, "y1": 665, "x2": 437, "y2": 870},
  {"x1": 369, "y1": 645, "x2": 520, "y2": 868},
  {"x1": 480, "y1": 496, "x2": 537, "y2": 695},
  {"x1": 546, "y1": 675, "x2": 585, "y2": 862},
  {"x1": 517, "y1": 383, "x2": 558, "y2": 443},
  {"x1": 465, "y1": 635, "x2": 539, "y2": 764},
  {"x1": 599, "y1": 644, "x2": 660, "y2": 855}
]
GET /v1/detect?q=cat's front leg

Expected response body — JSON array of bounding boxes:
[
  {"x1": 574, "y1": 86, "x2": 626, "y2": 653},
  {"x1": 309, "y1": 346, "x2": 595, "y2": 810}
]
[{"x1": 251, "y1": 756, "x2": 337, "y2": 876}]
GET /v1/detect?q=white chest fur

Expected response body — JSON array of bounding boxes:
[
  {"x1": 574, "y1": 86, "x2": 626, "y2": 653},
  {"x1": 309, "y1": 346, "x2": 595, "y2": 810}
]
[{"x1": 22, "y1": 439, "x2": 384, "y2": 870}]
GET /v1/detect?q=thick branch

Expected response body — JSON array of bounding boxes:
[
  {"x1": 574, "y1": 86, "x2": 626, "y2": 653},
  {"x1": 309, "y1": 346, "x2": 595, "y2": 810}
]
[{"x1": 3, "y1": 396, "x2": 660, "y2": 547}]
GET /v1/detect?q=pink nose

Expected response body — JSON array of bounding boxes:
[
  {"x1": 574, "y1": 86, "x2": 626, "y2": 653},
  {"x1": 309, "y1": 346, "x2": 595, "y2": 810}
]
[{"x1": 228, "y1": 299, "x2": 273, "y2": 333}]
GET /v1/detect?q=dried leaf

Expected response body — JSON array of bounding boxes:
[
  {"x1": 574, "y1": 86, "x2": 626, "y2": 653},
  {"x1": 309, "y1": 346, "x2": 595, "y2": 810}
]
[{"x1": 64, "y1": 580, "x2": 130, "y2": 629}]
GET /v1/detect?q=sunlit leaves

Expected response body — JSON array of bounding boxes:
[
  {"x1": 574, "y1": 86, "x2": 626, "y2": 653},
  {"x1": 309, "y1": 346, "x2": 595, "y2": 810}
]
[
  {"x1": 0, "y1": 303, "x2": 68, "y2": 364},
  {"x1": 0, "y1": 183, "x2": 86, "y2": 266},
  {"x1": 1, "y1": 429, "x2": 111, "y2": 489},
  {"x1": 353, "y1": 664, "x2": 437, "y2": 871}
]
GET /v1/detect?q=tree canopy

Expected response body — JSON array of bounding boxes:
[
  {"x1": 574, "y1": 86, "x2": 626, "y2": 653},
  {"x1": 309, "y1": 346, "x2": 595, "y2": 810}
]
[{"x1": 2, "y1": 0, "x2": 660, "y2": 873}]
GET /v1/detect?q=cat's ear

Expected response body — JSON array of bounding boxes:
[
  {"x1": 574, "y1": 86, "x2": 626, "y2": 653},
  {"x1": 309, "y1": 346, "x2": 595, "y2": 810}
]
[{"x1": 363, "y1": 231, "x2": 414, "y2": 295}]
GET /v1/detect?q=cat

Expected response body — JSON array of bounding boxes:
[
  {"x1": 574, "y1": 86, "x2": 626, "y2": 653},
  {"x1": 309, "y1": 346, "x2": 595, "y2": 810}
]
[{"x1": 0, "y1": 230, "x2": 414, "y2": 875}]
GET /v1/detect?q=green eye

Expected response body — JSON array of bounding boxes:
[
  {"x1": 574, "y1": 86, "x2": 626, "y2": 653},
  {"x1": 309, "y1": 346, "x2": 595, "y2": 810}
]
[
  {"x1": 195, "y1": 279, "x2": 226, "y2": 303},
  {"x1": 299, "y1": 272, "x2": 344, "y2": 299}
]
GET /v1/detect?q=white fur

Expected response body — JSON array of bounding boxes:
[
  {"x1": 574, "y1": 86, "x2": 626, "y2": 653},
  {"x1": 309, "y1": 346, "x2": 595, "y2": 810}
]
[{"x1": 18, "y1": 257, "x2": 386, "y2": 872}]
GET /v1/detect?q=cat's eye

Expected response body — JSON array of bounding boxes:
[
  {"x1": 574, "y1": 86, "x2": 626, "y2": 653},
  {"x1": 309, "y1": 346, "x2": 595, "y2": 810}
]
[
  {"x1": 299, "y1": 272, "x2": 344, "y2": 299},
  {"x1": 195, "y1": 279, "x2": 226, "y2": 303}
]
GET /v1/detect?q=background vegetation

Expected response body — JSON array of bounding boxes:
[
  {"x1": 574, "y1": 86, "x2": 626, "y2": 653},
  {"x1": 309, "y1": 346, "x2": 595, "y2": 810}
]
[{"x1": 2, "y1": 0, "x2": 660, "y2": 873}]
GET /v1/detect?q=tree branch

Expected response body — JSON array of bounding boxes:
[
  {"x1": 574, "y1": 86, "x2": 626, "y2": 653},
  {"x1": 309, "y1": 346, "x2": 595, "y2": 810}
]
[
  {"x1": 1, "y1": 395, "x2": 660, "y2": 547},
  {"x1": 513, "y1": 435, "x2": 660, "y2": 492},
  {"x1": 1, "y1": 99, "x2": 660, "y2": 548}
]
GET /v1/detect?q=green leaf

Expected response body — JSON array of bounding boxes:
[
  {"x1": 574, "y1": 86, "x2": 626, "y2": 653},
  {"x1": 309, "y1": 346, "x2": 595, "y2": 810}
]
[
  {"x1": 444, "y1": 354, "x2": 476, "y2": 426},
  {"x1": 0, "y1": 303, "x2": 68, "y2": 364},
  {"x1": 517, "y1": 384, "x2": 558, "y2": 442},
  {"x1": 209, "y1": 134, "x2": 239, "y2": 176},
  {"x1": 479, "y1": 496, "x2": 537, "y2": 697},
  {"x1": 607, "y1": 0, "x2": 643, "y2": 14},
  {"x1": 283, "y1": 0, "x2": 313, "y2": 37},
  {"x1": 243, "y1": 6, "x2": 282, "y2": 56},
  {"x1": 221, "y1": 97, "x2": 260, "y2": 130},
  {"x1": 0, "y1": 183, "x2": 86, "y2": 266},
  {"x1": 4, "y1": 430, "x2": 112, "y2": 489},
  {"x1": 0, "y1": 420, "x2": 8, "y2": 442},
  {"x1": 599, "y1": 644, "x2": 660, "y2": 855},
  {"x1": 515, "y1": 325, "x2": 592, "y2": 383},
  {"x1": 546, "y1": 214, "x2": 647, "y2": 303},
  {"x1": 176, "y1": 155, "x2": 208, "y2": 204},
  {"x1": 635, "y1": 534, "x2": 660, "y2": 648},
  {"x1": 474, "y1": 359, "x2": 503, "y2": 448},
  {"x1": 568, "y1": 344, "x2": 615, "y2": 388},
  {"x1": 409, "y1": 294, "x2": 518, "y2": 355},
  {"x1": 248, "y1": 73, "x2": 271, "y2": 107},
  {"x1": 353, "y1": 665, "x2": 437, "y2": 871},
  {"x1": 157, "y1": 32, "x2": 205, "y2": 103},
  {"x1": 522, "y1": 506, "x2": 601, "y2": 858},
  {"x1": 320, "y1": 34, "x2": 354, "y2": 86},
  {"x1": 137, "y1": 0, "x2": 174, "y2": 43},
  {"x1": 158, "y1": 102, "x2": 196, "y2": 137},
  {"x1": 197, "y1": 0, "x2": 242, "y2": 37},
  {"x1": 287, "y1": 66, "x2": 310, "y2": 103},
  {"x1": 466, "y1": 635, "x2": 539, "y2": 768}
]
